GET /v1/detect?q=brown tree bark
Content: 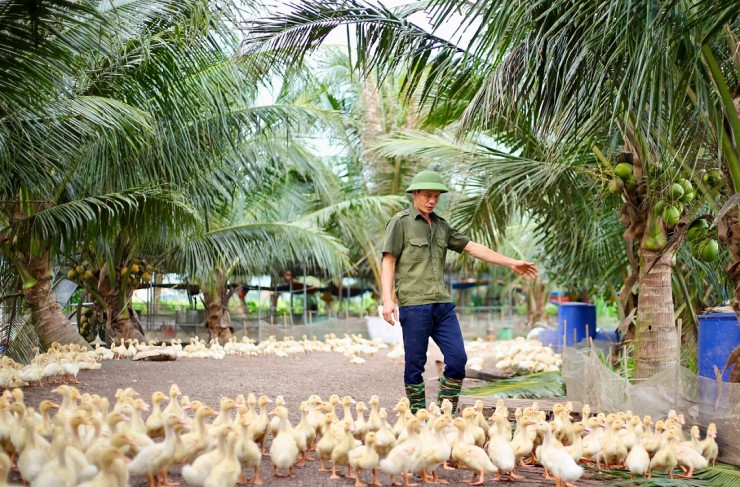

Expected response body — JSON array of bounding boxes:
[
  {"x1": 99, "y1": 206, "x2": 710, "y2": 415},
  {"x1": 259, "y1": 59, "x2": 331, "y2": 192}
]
[
  {"x1": 95, "y1": 266, "x2": 145, "y2": 343},
  {"x1": 633, "y1": 250, "x2": 678, "y2": 379},
  {"x1": 527, "y1": 279, "x2": 550, "y2": 326},
  {"x1": 21, "y1": 252, "x2": 88, "y2": 349},
  {"x1": 203, "y1": 288, "x2": 233, "y2": 343}
]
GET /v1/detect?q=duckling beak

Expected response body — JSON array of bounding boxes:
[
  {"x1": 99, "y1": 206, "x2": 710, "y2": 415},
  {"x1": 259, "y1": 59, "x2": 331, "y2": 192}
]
[
  {"x1": 50, "y1": 403, "x2": 60, "y2": 409},
  {"x1": 268, "y1": 410, "x2": 277, "y2": 417}
]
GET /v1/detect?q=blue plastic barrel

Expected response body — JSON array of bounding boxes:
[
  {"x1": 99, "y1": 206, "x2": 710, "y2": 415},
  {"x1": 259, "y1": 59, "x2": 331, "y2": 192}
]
[
  {"x1": 698, "y1": 312, "x2": 740, "y2": 382},
  {"x1": 558, "y1": 302, "x2": 597, "y2": 345},
  {"x1": 593, "y1": 328, "x2": 619, "y2": 343},
  {"x1": 538, "y1": 329, "x2": 562, "y2": 352}
]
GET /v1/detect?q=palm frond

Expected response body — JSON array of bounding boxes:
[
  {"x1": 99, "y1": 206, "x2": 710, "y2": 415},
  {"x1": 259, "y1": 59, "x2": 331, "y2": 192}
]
[
  {"x1": 696, "y1": 464, "x2": 740, "y2": 487},
  {"x1": 463, "y1": 371, "x2": 565, "y2": 399}
]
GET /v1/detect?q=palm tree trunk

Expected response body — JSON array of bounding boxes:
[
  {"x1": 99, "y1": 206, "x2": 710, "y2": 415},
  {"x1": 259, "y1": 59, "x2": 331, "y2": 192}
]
[
  {"x1": 719, "y1": 208, "x2": 740, "y2": 321},
  {"x1": 203, "y1": 289, "x2": 233, "y2": 343},
  {"x1": 96, "y1": 270, "x2": 145, "y2": 343},
  {"x1": 21, "y1": 253, "x2": 87, "y2": 349},
  {"x1": 633, "y1": 250, "x2": 678, "y2": 379}
]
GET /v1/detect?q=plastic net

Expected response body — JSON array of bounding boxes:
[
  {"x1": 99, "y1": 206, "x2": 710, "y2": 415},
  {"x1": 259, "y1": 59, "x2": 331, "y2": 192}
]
[{"x1": 562, "y1": 347, "x2": 740, "y2": 465}]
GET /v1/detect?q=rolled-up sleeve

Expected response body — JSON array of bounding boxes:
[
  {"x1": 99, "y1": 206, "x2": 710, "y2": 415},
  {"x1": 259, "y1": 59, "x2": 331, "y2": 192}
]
[
  {"x1": 447, "y1": 226, "x2": 470, "y2": 253},
  {"x1": 382, "y1": 217, "x2": 404, "y2": 258}
]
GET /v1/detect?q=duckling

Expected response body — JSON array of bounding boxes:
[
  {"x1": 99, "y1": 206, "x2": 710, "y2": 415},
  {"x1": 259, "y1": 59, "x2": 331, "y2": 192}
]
[
  {"x1": 128, "y1": 415, "x2": 186, "y2": 487},
  {"x1": 182, "y1": 426, "x2": 232, "y2": 486},
  {"x1": 598, "y1": 418, "x2": 628, "y2": 469},
  {"x1": 341, "y1": 396, "x2": 357, "y2": 430},
  {"x1": 33, "y1": 433, "x2": 77, "y2": 487},
  {"x1": 488, "y1": 414, "x2": 521, "y2": 481},
  {"x1": 0, "y1": 451, "x2": 21, "y2": 487},
  {"x1": 330, "y1": 419, "x2": 357, "y2": 479},
  {"x1": 649, "y1": 428, "x2": 679, "y2": 479},
  {"x1": 77, "y1": 447, "x2": 129, "y2": 487},
  {"x1": 269, "y1": 406, "x2": 299, "y2": 478},
  {"x1": 451, "y1": 417, "x2": 497, "y2": 486},
  {"x1": 212, "y1": 397, "x2": 237, "y2": 431},
  {"x1": 462, "y1": 407, "x2": 486, "y2": 448},
  {"x1": 625, "y1": 423, "x2": 650, "y2": 479},
  {"x1": 205, "y1": 431, "x2": 241, "y2": 487},
  {"x1": 511, "y1": 416, "x2": 536, "y2": 467},
  {"x1": 700, "y1": 423, "x2": 718, "y2": 466},
  {"x1": 236, "y1": 416, "x2": 262, "y2": 485},
  {"x1": 419, "y1": 415, "x2": 453, "y2": 483},
  {"x1": 269, "y1": 395, "x2": 287, "y2": 437},
  {"x1": 563, "y1": 421, "x2": 585, "y2": 462},
  {"x1": 145, "y1": 391, "x2": 168, "y2": 439},
  {"x1": 17, "y1": 417, "x2": 50, "y2": 484},
  {"x1": 373, "y1": 408, "x2": 397, "y2": 458},
  {"x1": 294, "y1": 401, "x2": 316, "y2": 465},
  {"x1": 177, "y1": 405, "x2": 217, "y2": 464},
  {"x1": 536, "y1": 420, "x2": 583, "y2": 487},
  {"x1": 380, "y1": 417, "x2": 424, "y2": 487},
  {"x1": 250, "y1": 395, "x2": 273, "y2": 454},
  {"x1": 642, "y1": 420, "x2": 666, "y2": 458},
  {"x1": 354, "y1": 402, "x2": 368, "y2": 441},
  {"x1": 349, "y1": 431, "x2": 381, "y2": 487},
  {"x1": 306, "y1": 395, "x2": 325, "y2": 436},
  {"x1": 316, "y1": 415, "x2": 339, "y2": 472},
  {"x1": 367, "y1": 395, "x2": 382, "y2": 433},
  {"x1": 674, "y1": 429, "x2": 708, "y2": 479},
  {"x1": 391, "y1": 398, "x2": 411, "y2": 438},
  {"x1": 161, "y1": 384, "x2": 183, "y2": 422}
]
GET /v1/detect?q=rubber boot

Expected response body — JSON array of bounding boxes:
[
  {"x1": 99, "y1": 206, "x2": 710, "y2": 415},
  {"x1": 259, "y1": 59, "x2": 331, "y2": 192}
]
[
  {"x1": 404, "y1": 382, "x2": 425, "y2": 414},
  {"x1": 438, "y1": 375, "x2": 464, "y2": 415}
]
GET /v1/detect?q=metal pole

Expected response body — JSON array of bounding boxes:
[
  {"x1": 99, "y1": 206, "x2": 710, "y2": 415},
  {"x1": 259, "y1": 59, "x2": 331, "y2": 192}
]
[
  {"x1": 257, "y1": 281, "x2": 262, "y2": 343},
  {"x1": 303, "y1": 265, "x2": 308, "y2": 326}
]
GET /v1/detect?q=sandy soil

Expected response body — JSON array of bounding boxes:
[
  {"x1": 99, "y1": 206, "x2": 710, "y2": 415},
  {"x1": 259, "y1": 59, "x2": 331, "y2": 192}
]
[{"x1": 9, "y1": 351, "x2": 606, "y2": 486}]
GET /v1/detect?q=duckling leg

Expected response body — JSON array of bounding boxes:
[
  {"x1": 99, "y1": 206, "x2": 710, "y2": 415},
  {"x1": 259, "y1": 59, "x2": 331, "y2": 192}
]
[
  {"x1": 442, "y1": 461, "x2": 455, "y2": 470},
  {"x1": 330, "y1": 462, "x2": 343, "y2": 479},
  {"x1": 371, "y1": 467, "x2": 382, "y2": 486},
  {"x1": 354, "y1": 468, "x2": 367, "y2": 487},
  {"x1": 160, "y1": 468, "x2": 179, "y2": 485},
  {"x1": 319, "y1": 458, "x2": 332, "y2": 472},
  {"x1": 470, "y1": 469, "x2": 486, "y2": 486},
  {"x1": 251, "y1": 465, "x2": 263, "y2": 485},
  {"x1": 347, "y1": 465, "x2": 356, "y2": 478},
  {"x1": 146, "y1": 472, "x2": 157, "y2": 487},
  {"x1": 508, "y1": 469, "x2": 523, "y2": 480},
  {"x1": 296, "y1": 452, "x2": 307, "y2": 467},
  {"x1": 431, "y1": 469, "x2": 449, "y2": 484},
  {"x1": 543, "y1": 468, "x2": 553, "y2": 479},
  {"x1": 289, "y1": 465, "x2": 295, "y2": 478},
  {"x1": 401, "y1": 471, "x2": 419, "y2": 486}
]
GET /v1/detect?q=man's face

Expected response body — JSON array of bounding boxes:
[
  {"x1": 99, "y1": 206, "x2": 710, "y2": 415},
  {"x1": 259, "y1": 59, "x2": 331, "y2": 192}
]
[{"x1": 413, "y1": 190, "x2": 442, "y2": 214}]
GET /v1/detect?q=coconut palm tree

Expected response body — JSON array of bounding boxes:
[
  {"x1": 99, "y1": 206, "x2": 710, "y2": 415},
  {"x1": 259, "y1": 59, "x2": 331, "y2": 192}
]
[{"x1": 244, "y1": 0, "x2": 739, "y2": 378}]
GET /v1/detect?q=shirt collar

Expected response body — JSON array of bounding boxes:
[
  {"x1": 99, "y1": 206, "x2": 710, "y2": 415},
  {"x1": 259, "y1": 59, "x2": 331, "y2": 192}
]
[{"x1": 409, "y1": 204, "x2": 437, "y2": 221}]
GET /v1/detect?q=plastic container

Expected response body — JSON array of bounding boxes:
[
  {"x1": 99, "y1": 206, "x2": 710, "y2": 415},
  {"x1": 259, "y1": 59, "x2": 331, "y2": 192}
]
[
  {"x1": 698, "y1": 312, "x2": 740, "y2": 382},
  {"x1": 593, "y1": 328, "x2": 619, "y2": 343},
  {"x1": 538, "y1": 329, "x2": 562, "y2": 352},
  {"x1": 558, "y1": 302, "x2": 597, "y2": 345}
]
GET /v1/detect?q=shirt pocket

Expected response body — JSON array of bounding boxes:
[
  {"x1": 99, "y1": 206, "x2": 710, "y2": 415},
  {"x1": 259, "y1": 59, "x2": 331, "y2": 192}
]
[
  {"x1": 405, "y1": 237, "x2": 430, "y2": 261},
  {"x1": 436, "y1": 238, "x2": 448, "y2": 250}
]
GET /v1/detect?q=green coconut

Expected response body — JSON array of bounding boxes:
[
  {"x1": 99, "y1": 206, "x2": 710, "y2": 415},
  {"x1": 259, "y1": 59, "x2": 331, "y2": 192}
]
[
  {"x1": 624, "y1": 175, "x2": 638, "y2": 190},
  {"x1": 614, "y1": 163, "x2": 633, "y2": 180},
  {"x1": 83, "y1": 270, "x2": 94, "y2": 281},
  {"x1": 120, "y1": 266, "x2": 129, "y2": 277},
  {"x1": 680, "y1": 190, "x2": 695, "y2": 203},
  {"x1": 686, "y1": 219, "x2": 709, "y2": 241},
  {"x1": 130, "y1": 264, "x2": 140, "y2": 275},
  {"x1": 668, "y1": 183, "x2": 685, "y2": 201},
  {"x1": 608, "y1": 179, "x2": 624, "y2": 193},
  {"x1": 662, "y1": 205, "x2": 681, "y2": 226},
  {"x1": 653, "y1": 200, "x2": 666, "y2": 214},
  {"x1": 66, "y1": 269, "x2": 76, "y2": 280},
  {"x1": 142, "y1": 272, "x2": 152, "y2": 283},
  {"x1": 75, "y1": 264, "x2": 85, "y2": 274},
  {"x1": 698, "y1": 239, "x2": 720, "y2": 262},
  {"x1": 703, "y1": 169, "x2": 722, "y2": 186}
]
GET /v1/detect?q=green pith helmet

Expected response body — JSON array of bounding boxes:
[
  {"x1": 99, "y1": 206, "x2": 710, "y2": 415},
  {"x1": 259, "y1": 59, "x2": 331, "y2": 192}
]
[{"x1": 405, "y1": 170, "x2": 450, "y2": 193}]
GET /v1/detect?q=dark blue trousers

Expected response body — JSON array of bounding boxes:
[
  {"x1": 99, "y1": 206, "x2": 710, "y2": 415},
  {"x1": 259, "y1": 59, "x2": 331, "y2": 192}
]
[{"x1": 398, "y1": 302, "x2": 467, "y2": 385}]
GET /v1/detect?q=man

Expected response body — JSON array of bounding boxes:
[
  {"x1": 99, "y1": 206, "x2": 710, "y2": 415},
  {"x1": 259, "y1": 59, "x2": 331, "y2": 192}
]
[{"x1": 381, "y1": 170, "x2": 538, "y2": 414}]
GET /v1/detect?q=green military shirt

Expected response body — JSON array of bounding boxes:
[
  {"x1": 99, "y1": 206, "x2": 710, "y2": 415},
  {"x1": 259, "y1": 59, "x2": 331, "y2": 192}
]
[{"x1": 382, "y1": 205, "x2": 470, "y2": 306}]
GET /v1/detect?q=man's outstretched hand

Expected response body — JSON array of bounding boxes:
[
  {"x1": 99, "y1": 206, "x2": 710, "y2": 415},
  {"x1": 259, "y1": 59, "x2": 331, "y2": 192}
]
[{"x1": 511, "y1": 260, "x2": 538, "y2": 281}]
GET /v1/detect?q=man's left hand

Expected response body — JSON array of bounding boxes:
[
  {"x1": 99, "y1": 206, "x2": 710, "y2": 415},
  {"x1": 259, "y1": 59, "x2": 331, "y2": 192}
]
[{"x1": 511, "y1": 260, "x2": 538, "y2": 280}]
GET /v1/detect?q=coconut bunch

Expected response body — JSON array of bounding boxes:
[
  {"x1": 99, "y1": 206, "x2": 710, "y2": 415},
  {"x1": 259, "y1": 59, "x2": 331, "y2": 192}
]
[{"x1": 467, "y1": 337, "x2": 561, "y2": 375}]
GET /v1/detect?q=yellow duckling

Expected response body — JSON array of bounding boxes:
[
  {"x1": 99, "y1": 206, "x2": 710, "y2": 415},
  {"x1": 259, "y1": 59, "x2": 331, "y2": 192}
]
[
  {"x1": 511, "y1": 416, "x2": 536, "y2": 467},
  {"x1": 145, "y1": 391, "x2": 168, "y2": 439},
  {"x1": 294, "y1": 401, "x2": 316, "y2": 466},
  {"x1": 177, "y1": 404, "x2": 217, "y2": 464},
  {"x1": 535, "y1": 420, "x2": 583, "y2": 487},
  {"x1": 380, "y1": 417, "x2": 424, "y2": 487},
  {"x1": 182, "y1": 426, "x2": 232, "y2": 486},
  {"x1": 451, "y1": 417, "x2": 498, "y2": 486},
  {"x1": 349, "y1": 432, "x2": 381, "y2": 487},
  {"x1": 700, "y1": 423, "x2": 718, "y2": 466},
  {"x1": 236, "y1": 416, "x2": 262, "y2": 485},
  {"x1": 649, "y1": 428, "x2": 679, "y2": 479},
  {"x1": 269, "y1": 395, "x2": 287, "y2": 437},
  {"x1": 0, "y1": 450, "x2": 21, "y2": 487},
  {"x1": 17, "y1": 417, "x2": 50, "y2": 484},
  {"x1": 269, "y1": 406, "x2": 299, "y2": 478},
  {"x1": 206, "y1": 431, "x2": 241, "y2": 487},
  {"x1": 674, "y1": 430, "x2": 708, "y2": 479},
  {"x1": 366, "y1": 395, "x2": 382, "y2": 433},
  {"x1": 625, "y1": 423, "x2": 650, "y2": 480},
  {"x1": 161, "y1": 384, "x2": 183, "y2": 422},
  {"x1": 128, "y1": 415, "x2": 186, "y2": 487},
  {"x1": 33, "y1": 433, "x2": 77, "y2": 487},
  {"x1": 330, "y1": 418, "x2": 357, "y2": 479},
  {"x1": 373, "y1": 408, "x2": 397, "y2": 458},
  {"x1": 77, "y1": 447, "x2": 129, "y2": 487},
  {"x1": 598, "y1": 418, "x2": 628, "y2": 469},
  {"x1": 249, "y1": 395, "x2": 273, "y2": 454},
  {"x1": 316, "y1": 415, "x2": 339, "y2": 472},
  {"x1": 488, "y1": 414, "x2": 520, "y2": 481},
  {"x1": 419, "y1": 414, "x2": 453, "y2": 484},
  {"x1": 354, "y1": 401, "x2": 369, "y2": 441}
]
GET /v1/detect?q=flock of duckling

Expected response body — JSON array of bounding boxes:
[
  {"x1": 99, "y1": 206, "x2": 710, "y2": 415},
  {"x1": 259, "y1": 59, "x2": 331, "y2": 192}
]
[
  {"x1": 0, "y1": 378, "x2": 721, "y2": 487},
  {"x1": 466, "y1": 338, "x2": 562, "y2": 375}
]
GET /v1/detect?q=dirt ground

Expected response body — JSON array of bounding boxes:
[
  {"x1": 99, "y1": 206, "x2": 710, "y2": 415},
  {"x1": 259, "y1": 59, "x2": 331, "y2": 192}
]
[{"x1": 10, "y1": 351, "x2": 607, "y2": 486}]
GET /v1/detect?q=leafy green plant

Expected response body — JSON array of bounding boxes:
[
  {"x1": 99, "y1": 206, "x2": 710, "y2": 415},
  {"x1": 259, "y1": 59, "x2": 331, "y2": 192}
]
[{"x1": 462, "y1": 371, "x2": 565, "y2": 399}]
